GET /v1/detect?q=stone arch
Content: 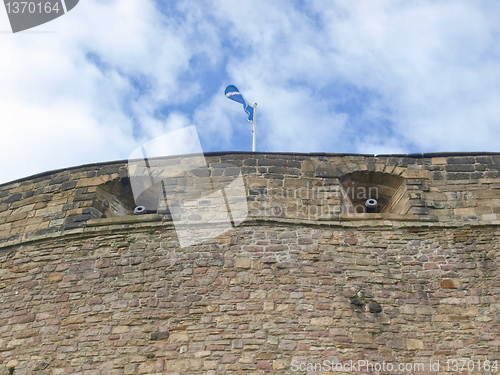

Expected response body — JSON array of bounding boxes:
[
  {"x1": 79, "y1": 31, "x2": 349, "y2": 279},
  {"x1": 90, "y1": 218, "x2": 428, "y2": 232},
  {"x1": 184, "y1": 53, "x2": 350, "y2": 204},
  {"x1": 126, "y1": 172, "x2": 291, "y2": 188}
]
[
  {"x1": 340, "y1": 171, "x2": 408, "y2": 214},
  {"x1": 93, "y1": 178, "x2": 137, "y2": 217}
]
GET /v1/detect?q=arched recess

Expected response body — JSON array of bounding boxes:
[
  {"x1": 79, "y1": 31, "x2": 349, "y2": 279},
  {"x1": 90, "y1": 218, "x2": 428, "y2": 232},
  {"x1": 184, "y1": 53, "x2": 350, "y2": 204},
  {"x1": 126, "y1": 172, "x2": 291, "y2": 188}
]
[
  {"x1": 340, "y1": 171, "x2": 408, "y2": 214},
  {"x1": 93, "y1": 178, "x2": 136, "y2": 217}
]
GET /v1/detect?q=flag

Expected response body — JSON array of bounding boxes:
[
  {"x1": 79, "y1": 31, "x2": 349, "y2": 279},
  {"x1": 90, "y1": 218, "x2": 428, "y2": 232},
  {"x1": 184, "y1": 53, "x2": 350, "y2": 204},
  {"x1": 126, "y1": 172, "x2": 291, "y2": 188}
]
[{"x1": 225, "y1": 85, "x2": 254, "y2": 122}]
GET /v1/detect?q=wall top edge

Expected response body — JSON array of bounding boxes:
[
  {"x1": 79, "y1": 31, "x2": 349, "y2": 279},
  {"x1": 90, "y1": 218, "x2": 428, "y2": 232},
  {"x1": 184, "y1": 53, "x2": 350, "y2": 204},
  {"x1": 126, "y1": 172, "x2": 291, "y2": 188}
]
[{"x1": 2, "y1": 151, "x2": 499, "y2": 188}]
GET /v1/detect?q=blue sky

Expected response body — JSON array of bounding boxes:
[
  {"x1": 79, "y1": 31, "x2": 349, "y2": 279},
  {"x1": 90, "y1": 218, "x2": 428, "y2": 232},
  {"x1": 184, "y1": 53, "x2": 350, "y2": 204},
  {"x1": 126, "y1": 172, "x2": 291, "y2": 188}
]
[{"x1": 1, "y1": 0, "x2": 500, "y2": 184}]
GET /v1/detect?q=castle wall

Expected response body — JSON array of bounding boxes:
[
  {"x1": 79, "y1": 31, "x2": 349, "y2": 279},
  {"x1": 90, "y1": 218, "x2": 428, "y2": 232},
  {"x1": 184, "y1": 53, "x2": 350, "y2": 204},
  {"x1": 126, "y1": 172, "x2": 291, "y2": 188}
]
[
  {"x1": 1, "y1": 222, "x2": 499, "y2": 374},
  {"x1": 1, "y1": 152, "x2": 500, "y2": 249},
  {"x1": 1, "y1": 152, "x2": 500, "y2": 374}
]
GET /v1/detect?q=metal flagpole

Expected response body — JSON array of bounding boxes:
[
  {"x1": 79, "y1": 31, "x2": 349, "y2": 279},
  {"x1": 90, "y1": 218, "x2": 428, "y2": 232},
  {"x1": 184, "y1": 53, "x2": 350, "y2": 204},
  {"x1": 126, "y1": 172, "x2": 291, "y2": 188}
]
[{"x1": 252, "y1": 103, "x2": 257, "y2": 152}]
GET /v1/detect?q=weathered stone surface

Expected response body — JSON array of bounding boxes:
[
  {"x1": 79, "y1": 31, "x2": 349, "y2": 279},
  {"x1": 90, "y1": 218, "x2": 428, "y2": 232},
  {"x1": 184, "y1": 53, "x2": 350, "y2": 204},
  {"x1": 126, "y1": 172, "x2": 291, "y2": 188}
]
[
  {"x1": 1, "y1": 152, "x2": 500, "y2": 244},
  {"x1": 0, "y1": 152, "x2": 499, "y2": 374},
  {"x1": 368, "y1": 301, "x2": 382, "y2": 313},
  {"x1": 46, "y1": 272, "x2": 63, "y2": 283},
  {"x1": 407, "y1": 339, "x2": 425, "y2": 350},
  {"x1": 310, "y1": 317, "x2": 334, "y2": 326},
  {"x1": 151, "y1": 331, "x2": 169, "y2": 341},
  {"x1": 169, "y1": 332, "x2": 189, "y2": 343},
  {"x1": 6, "y1": 360, "x2": 19, "y2": 368},
  {"x1": 0, "y1": 222, "x2": 497, "y2": 373},
  {"x1": 278, "y1": 340, "x2": 297, "y2": 351},
  {"x1": 440, "y1": 278, "x2": 460, "y2": 289},
  {"x1": 234, "y1": 256, "x2": 251, "y2": 269}
]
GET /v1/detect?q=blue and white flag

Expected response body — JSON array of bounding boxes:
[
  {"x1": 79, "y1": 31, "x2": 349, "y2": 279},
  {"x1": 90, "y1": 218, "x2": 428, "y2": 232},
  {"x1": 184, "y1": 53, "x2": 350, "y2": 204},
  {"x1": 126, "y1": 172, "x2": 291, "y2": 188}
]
[{"x1": 225, "y1": 85, "x2": 254, "y2": 122}]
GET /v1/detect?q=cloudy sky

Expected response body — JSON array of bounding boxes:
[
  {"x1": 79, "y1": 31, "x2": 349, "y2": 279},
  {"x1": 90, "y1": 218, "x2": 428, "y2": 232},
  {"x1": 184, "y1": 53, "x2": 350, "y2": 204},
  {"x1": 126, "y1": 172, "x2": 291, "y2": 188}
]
[{"x1": 1, "y1": 0, "x2": 499, "y2": 184}]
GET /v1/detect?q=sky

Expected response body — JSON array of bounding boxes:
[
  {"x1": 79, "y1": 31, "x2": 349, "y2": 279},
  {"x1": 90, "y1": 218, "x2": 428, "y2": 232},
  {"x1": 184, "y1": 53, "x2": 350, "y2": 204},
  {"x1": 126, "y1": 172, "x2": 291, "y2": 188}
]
[{"x1": 1, "y1": 0, "x2": 499, "y2": 184}]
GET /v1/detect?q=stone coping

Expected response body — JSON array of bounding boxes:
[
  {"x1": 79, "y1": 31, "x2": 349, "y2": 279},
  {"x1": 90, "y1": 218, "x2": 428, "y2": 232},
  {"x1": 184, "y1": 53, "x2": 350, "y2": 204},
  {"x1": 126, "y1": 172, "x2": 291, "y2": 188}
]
[
  {"x1": 86, "y1": 214, "x2": 163, "y2": 226},
  {"x1": 339, "y1": 213, "x2": 437, "y2": 221},
  {"x1": 84, "y1": 213, "x2": 436, "y2": 227},
  {"x1": 2, "y1": 151, "x2": 499, "y2": 187},
  {"x1": 2, "y1": 215, "x2": 497, "y2": 251}
]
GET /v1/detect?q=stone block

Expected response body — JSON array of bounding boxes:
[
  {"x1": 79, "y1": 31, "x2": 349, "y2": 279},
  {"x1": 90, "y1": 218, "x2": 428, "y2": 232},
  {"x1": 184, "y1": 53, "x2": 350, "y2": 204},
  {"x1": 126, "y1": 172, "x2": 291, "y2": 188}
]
[
  {"x1": 47, "y1": 272, "x2": 63, "y2": 283},
  {"x1": 368, "y1": 301, "x2": 382, "y2": 313},
  {"x1": 268, "y1": 166, "x2": 300, "y2": 175},
  {"x1": 235, "y1": 257, "x2": 251, "y2": 269},
  {"x1": 445, "y1": 164, "x2": 474, "y2": 172},
  {"x1": 402, "y1": 169, "x2": 430, "y2": 179},
  {"x1": 447, "y1": 172, "x2": 471, "y2": 180},
  {"x1": 301, "y1": 160, "x2": 315, "y2": 173},
  {"x1": 258, "y1": 158, "x2": 287, "y2": 167},
  {"x1": 169, "y1": 332, "x2": 189, "y2": 343},
  {"x1": 315, "y1": 164, "x2": 343, "y2": 178},
  {"x1": 310, "y1": 316, "x2": 334, "y2": 326},
  {"x1": 273, "y1": 360, "x2": 287, "y2": 370},
  {"x1": 447, "y1": 157, "x2": 475, "y2": 164},
  {"x1": 258, "y1": 361, "x2": 272, "y2": 370},
  {"x1": 432, "y1": 157, "x2": 447, "y2": 165},
  {"x1": 407, "y1": 339, "x2": 424, "y2": 350},
  {"x1": 6, "y1": 360, "x2": 19, "y2": 368},
  {"x1": 352, "y1": 332, "x2": 372, "y2": 343},
  {"x1": 454, "y1": 208, "x2": 476, "y2": 216},
  {"x1": 440, "y1": 278, "x2": 460, "y2": 289},
  {"x1": 278, "y1": 340, "x2": 297, "y2": 351},
  {"x1": 76, "y1": 176, "x2": 110, "y2": 187}
]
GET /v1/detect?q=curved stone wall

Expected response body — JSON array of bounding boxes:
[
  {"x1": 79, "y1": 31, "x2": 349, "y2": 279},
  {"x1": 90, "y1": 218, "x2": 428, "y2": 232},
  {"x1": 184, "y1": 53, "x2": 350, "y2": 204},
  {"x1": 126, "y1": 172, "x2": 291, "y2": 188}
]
[
  {"x1": 0, "y1": 152, "x2": 500, "y2": 374},
  {"x1": 1, "y1": 152, "x2": 500, "y2": 248}
]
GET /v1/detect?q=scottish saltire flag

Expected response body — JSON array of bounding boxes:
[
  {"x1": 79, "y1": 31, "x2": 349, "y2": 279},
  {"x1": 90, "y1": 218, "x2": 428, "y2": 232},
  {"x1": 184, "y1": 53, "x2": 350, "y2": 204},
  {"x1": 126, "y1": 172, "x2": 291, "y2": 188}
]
[{"x1": 225, "y1": 85, "x2": 254, "y2": 122}]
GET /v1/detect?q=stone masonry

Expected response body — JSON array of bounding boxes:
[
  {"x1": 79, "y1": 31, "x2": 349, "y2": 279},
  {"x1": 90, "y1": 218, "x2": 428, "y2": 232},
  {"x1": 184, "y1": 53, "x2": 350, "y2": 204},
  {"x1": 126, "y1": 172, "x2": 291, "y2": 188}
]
[{"x1": 0, "y1": 152, "x2": 499, "y2": 374}]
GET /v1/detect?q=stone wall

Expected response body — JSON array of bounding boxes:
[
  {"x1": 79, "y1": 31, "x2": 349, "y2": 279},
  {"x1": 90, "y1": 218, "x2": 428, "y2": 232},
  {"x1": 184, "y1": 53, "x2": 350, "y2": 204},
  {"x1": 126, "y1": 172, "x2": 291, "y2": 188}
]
[
  {"x1": 1, "y1": 152, "x2": 500, "y2": 248},
  {"x1": 0, "y1": 152, "x2": 500, "y2": 374},
  {"x1": 1, "y1": 221, "x2": 499, "y2": 374}
]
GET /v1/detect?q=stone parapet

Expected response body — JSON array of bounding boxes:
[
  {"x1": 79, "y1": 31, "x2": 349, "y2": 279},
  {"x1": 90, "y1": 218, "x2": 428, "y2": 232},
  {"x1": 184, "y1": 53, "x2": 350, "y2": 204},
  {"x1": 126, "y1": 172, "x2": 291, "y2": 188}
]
[{"x1": 1, "y1": 152, "x2": 499, "y2": 245}]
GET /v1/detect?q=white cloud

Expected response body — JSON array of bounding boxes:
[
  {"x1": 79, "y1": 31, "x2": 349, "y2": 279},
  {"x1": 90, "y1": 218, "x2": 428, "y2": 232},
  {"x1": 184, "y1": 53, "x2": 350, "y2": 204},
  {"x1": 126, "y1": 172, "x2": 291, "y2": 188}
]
[
  {"x1": 0, "y1": 0, "x2": 213, "y2": 183},
  {"x1": 208, "y1": 0, "x2": 500, "y2": 153}
]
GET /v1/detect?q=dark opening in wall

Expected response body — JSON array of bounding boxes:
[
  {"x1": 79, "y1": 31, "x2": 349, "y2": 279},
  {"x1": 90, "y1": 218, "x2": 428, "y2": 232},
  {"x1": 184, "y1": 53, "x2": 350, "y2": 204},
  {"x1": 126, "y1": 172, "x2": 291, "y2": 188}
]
[
  {"x1": 93, "y1": 178, "x2": 136, "y2": 217},
  {"x1": 340, "y1": 171, "x2": 408, "y2": 214}
]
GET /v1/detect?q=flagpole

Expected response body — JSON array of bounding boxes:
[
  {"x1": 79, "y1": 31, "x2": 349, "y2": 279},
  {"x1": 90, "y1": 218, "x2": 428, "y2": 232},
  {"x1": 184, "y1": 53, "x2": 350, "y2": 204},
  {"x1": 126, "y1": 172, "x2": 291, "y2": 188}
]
[{"x1": 252, "y1": 103, "x2": 257, "y2": 152}]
